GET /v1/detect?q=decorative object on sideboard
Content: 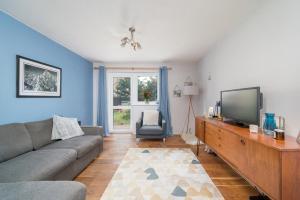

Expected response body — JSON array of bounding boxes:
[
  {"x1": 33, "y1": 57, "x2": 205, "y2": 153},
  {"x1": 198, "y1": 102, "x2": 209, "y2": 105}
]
[
  {"x1": 273, "y1": 129, "x2": 285, "y2": 140},
  {"x1": 214, "y1": 101, "x2": 221, "y2": 118},
  {"x1": 263, "y1": 113, "x2": 277, "y2": 135},
  {"x1": 173, "y1": 85, "x2": 182, "y2": 97},
  {"x1": 208, "y1": 107, "x2": 214, "y2": 118},
  {"x1": 277, "y1": 116, "x2": 285, "y2": 130},
  {"x1": 262, "y1": 113, "x2": 285, "y2": 135},
  {"x1": 120, "y1": 27, "x2": 142, "y2": 51},
  {"x1": 16, "y1": 55, "x2": 62, "y2": 97},
  {"x1": 249, "y1": 124, "x2": 259, "y2": 133}
]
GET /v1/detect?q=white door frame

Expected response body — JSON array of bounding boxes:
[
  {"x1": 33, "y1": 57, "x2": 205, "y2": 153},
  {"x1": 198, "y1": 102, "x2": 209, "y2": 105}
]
[
  {"x1": 107, "y1": 72, "x2": 159, "y2": 133},
  {"x1": 107, "y1": 72, "x2": 133, "y2": 133}
]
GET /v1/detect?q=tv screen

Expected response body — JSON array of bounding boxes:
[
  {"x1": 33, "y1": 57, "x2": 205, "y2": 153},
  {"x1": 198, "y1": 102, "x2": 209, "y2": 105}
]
[{"x1": 221, "y1": 87, "x2": 261, "y2": 126}]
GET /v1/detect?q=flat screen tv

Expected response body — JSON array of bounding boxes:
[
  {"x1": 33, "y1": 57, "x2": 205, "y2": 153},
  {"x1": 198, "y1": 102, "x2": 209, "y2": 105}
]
[{"x1": 221, "y1": 87, "x2": 262, "y2": 126}]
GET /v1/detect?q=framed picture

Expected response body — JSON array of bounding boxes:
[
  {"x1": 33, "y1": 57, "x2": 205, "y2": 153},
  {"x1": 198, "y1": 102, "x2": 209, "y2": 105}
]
[{"x1": 16, "y1": 55, "x2": 62, "y2": 97}]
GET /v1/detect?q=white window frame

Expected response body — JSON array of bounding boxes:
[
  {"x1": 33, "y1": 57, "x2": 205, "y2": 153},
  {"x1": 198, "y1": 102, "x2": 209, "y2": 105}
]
[{"x1": 134, "y1": 72, "x2": 160, "y2": 106}]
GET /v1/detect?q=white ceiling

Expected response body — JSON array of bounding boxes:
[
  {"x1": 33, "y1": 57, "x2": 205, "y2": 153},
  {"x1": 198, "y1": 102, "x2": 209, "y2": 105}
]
[{"x1": 0, "y1": 0, "x2": 263, "y2": 63}]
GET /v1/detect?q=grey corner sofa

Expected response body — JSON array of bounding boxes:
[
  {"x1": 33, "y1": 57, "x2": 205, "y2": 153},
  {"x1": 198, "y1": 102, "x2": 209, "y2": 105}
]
[
  {"x1": 136, "y1": 111, "x2": 167, "y2": 142},
  {"x1": 0, "y1": 118, "x2": 103, "y2": 200}
]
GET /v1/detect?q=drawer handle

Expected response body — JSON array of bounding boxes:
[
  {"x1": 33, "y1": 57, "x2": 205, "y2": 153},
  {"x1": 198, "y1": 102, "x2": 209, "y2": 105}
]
[{"x1": 240, "y1": 139, "x2": 246, "y2": 145}]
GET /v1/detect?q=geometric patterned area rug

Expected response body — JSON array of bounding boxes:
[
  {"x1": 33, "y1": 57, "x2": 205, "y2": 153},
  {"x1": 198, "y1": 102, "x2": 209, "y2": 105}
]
[{"x1": 101, "y1": 148, "x2": 224, "y2": 200}]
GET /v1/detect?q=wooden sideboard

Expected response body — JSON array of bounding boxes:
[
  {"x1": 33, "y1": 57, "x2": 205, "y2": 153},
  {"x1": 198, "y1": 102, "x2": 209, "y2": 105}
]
[{"x1": 195, "y1": 116, "x2": 300, "y2": 200}]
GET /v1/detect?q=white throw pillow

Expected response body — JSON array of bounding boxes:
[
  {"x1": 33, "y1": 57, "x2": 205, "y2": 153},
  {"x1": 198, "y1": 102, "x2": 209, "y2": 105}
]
[
  {"x1": 143, "y1": 110, "x2": 159, "y2": 126},
  {"x1": 52, "y1": 115, "x2": 84, "y2": 140}
]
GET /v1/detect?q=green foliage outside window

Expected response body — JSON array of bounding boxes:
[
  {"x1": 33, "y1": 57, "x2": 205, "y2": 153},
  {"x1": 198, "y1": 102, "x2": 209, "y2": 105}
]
[{"x1": 138, "y1": 76, "x2": 157, "y2": 102}]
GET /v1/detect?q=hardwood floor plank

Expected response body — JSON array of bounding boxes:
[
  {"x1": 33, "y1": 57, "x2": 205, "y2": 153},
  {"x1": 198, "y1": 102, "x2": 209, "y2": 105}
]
[{"x1": 75, "y1": 134, "x2": 259, "y2": 200}]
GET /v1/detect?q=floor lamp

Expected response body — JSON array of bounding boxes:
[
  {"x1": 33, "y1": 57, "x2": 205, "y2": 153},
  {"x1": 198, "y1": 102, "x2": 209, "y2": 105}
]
[{"x1": 181, "y1": 84, "x2": 199, "y2": 144}]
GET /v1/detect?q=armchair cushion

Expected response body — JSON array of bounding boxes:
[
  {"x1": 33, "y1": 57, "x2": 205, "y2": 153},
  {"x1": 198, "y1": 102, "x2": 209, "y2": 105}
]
[
  {"x1": 143, "y1": 110, "x2": 159, "y2": 125},
  {"x1": 138, "y1": 126, "x2": 163, "y2": 135}
]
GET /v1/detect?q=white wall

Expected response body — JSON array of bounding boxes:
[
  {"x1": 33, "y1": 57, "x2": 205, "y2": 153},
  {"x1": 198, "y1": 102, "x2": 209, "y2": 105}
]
[
  {"x1": 93, "y1": 62, "x2": 200, "y2": 135},
  {"x1": 197, "y1": 0, "x2": 300, "y2": 137}
]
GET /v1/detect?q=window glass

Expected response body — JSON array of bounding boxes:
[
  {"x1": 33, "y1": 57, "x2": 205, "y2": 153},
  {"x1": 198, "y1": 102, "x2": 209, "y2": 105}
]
[
  {"x1": 113, "y1": 77, "x2": 130, "y2": 106},
  {"x1": 113, "y1": 109, "x2": 130, "y2": 129},
  {"x1": 137, "y1": 76, "x2": 158, "y2": 102}
]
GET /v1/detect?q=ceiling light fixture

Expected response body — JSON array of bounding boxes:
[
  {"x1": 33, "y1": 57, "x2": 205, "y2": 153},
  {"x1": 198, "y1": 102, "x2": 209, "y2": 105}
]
[{"x1": 120, "y1": 27, "x2": 142, "y2": 51}]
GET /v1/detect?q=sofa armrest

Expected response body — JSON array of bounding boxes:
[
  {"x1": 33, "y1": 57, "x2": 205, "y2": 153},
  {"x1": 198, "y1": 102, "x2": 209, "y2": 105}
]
[
  {"x1": 81, "y1": 126, "x2": 103, "y2": 136},
  {"x1": 136, "y1": 118, "x2": 142, "y2": 134}
]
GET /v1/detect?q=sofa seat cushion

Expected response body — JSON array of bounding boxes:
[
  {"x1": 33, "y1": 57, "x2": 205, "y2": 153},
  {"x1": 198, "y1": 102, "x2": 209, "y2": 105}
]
[
  {"x1": 0, "y1": 181, "x2": 86, "y2": 200},
  {"x1": 41, "y1": 135, "x2": 101, "y2": 159},
  {"x1": 139, "y1": 125, "x2": 164, "y2": 135},
  {"x1": 0, "y1": 149, "x2": 76, "y2": 182}
]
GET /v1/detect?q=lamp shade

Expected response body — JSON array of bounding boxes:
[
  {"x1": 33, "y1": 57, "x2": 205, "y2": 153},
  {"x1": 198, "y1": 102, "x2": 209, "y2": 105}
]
[{"x1": 183, "y1": 85, "x2": 199, "y2": 96}]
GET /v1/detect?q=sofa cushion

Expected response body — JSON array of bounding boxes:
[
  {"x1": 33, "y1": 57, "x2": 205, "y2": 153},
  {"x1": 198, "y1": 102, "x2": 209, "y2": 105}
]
[
  {"x1": 0, "y1": 149, "x2": 76, "y2": 182},
  {"x1": 52, "y1": 115, "x2": 84, "y2": 140},
  {"x1": 25, "y1": 118, "x2": 54, "y2": 149},
  {"x1": 0, "y1": 181, "x2": 86, "y2": 200},
  {"x1": 139, "y1": 125, "x2": 163, "y2": 135},
  {"x1": 41, "y1": 135, "x2": 101, "y2": 159},
  {"x1": 0, "y1": 123, "x2": 33, "y2": 163}
]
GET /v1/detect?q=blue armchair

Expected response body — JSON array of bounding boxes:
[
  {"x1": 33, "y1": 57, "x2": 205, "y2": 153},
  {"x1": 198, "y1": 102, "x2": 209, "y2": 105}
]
[{"x1": 136, "y1": 111, "x2": 167, "y2": 142}]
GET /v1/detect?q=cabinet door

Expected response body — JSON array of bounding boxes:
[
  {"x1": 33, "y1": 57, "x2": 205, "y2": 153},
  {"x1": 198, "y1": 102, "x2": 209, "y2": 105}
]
[
  {"x1": 195, "y1": 117, "x2": 205, "y2": 142},
  {"x1": 247, "y1": 140, "x2": 280, "y2": 200},
  {"x1": 220, "y1": 130, "x2": 249, "y2": 175}
]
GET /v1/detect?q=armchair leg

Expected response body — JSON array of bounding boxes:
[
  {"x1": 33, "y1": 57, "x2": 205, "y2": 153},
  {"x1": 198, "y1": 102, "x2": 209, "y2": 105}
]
[{"x1": 163, "y1": 138, "x2": 166, "y2": 143}]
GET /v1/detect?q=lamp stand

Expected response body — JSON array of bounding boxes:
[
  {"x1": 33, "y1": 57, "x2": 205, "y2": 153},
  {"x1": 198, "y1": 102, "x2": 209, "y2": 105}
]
[{"x1": 181, "y1": 95, "x2": 198, "y2": 145}]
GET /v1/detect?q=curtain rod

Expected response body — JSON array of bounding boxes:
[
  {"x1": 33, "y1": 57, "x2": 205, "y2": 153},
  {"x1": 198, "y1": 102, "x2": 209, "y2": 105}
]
[{"x1": 93, "y1": 67, "x2": 172, "y2": 70}]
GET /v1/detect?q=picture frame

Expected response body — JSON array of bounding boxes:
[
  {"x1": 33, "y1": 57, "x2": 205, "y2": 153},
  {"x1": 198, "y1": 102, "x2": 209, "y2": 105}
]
[{"x1": 16, "y1": 55, "x2": 62, "y2": 97}]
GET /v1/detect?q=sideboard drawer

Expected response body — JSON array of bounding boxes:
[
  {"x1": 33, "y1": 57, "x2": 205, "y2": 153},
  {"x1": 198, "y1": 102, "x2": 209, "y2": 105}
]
[{"x1": 206, "y1": 123, "x2": 222, "y2": 134}]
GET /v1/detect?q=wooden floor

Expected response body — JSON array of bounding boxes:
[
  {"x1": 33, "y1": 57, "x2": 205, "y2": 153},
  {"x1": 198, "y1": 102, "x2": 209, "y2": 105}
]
[{"x1": 75, "y1": 134, "x2": 259, "y2": 200}]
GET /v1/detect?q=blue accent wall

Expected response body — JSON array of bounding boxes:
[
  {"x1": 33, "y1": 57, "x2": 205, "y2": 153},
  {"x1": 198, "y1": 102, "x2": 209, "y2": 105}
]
[{"x1": 0, "y1": 11, "x2": 93, "y2": 125}]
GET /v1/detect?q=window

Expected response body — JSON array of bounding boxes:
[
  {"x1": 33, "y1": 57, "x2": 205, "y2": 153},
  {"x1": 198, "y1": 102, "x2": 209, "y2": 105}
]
[{"x1": 137, "y1": 76, "x2": 158, "y2": 102}]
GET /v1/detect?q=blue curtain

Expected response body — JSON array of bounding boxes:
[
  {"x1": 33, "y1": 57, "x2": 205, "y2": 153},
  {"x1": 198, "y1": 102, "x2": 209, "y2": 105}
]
[
  {"x1": 97, "y1": 66, "x2": 109, "y2": 136},
  {"x1": 159, "y1": 66, "x2": 173, "y2": 135}
]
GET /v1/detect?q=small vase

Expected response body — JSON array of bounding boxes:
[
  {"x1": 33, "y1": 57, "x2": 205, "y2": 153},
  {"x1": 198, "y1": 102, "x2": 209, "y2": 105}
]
[
  {"x1": 263, "y1": 113, "x2": 277, "y2": 135},
  {"x1": 145, "y1": 99, "x2": 149, "y2": 104}
]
